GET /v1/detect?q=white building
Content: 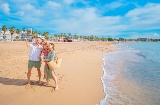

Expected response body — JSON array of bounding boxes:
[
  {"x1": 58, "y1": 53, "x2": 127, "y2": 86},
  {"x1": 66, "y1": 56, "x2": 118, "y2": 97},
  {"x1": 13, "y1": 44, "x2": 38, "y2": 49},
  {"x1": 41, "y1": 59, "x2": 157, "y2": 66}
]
[
  {"x1": 0, "y1": 30, "x2": 11, "y2": 41},
  {"x1": 0, "y1": 30, "x2": 3, "y2": 40},
  {"x1": 28, "y1": 28, "x2": 32, "y2": 34},
  {"x1": 38, "y1": 35, "x2": 45, "y2": 39},
  {"x1": 0, "y1": 28, "x2": 45, "y2": 41}
]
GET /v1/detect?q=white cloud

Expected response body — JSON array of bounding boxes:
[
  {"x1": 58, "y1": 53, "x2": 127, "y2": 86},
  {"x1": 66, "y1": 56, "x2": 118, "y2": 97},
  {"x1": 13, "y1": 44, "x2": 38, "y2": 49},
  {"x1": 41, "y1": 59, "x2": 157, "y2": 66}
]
[
  {"x1": 16, "y1": 11, "x2": 24, "y2": 16},
  {"x1": 47, "y1": 3, "x2": 160, "y2": 37},
  {"x1": 105, "y1": 1, "x2": 123, "y2": 10},
  {"x1": 125, "y1": 3, "x2": 160, "y2": 30},
  {"x1": 20, "y1": 3, "x2": 44, "y2": 17},
  {"x1": 0, "y1": 3, "x2": 10, "y2": 15},
  {"x1": 71, "y1": 8, "x2": 97, "y2": 21},
  {"x1": 153, "y1": 33, "x2": 159, "y2": 38},
  {"x1": 21, "y1": 3, "x2": 34, "y2": 11},
  {"x1": 46, "y1": 1, "x2": 61, "y2": 9},
  {"x1": 49, "y1": 7, "x2": 124, "y2": 36},
  {"x1": 1, "y1": 0, "x2": 160, "y2": 38}
]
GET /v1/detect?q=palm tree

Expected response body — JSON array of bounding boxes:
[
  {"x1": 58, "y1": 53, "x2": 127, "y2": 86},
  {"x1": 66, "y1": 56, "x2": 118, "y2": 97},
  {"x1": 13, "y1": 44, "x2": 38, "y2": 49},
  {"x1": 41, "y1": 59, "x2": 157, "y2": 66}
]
[
  {"x1": 21, "y1": 28, "x2": 26, "y2": 40},
  {"x1": 73, "y1": 34, "x2": 79, "y2": 39},
  {"x1": 2, "y1": 25, "x2": 7, "y2": 41},
  {"x1": 60, "y1": 33, "x2": 63, "y2": 37},
  {"x1": 16, "y1": 29, "x2": 21, "y2": 35},
  {"x1": 22, "y1": 28, "x2": 26, "y2": 31},
  {"x1": 89, "y1": 35, "x2": 94, "y2": 41},
  {"x1": 2, "y1": 25, "x2": 7, "y2": 35},
  {"x1": 27, "y1": 29, "x2": 31, "y2": 36},
  {"x1": 54, "y1": 34, "x2": 57, "y2": 37},
  {"x1": 65, "y1": 35, "x2": 70, "y2": 40},
  {"x1": 16, "y1": 29, "x2": 21, "y2": 40},
  {"x1": 9, "y1": 26, "x2": 15, "y2": 41},
  {"x1": 79, "y1": 35, "x2": 83, "y2": 39},
  {"x1": 100, "y1": 37, "x2": 105, "y2": 41},
  {"x1": 43, "y1": 32, "x2": 49, "y2": 40},
  {"x1": 53, "y1": 34, "x2": 58, "y2": 41},
  {"x1": 83, "y1": 36, "x2": 87, "y2": 40},
  {"x1": 63, "y1": 33, "x2": 66, "y2": 38},
  {"x1": 32, "y1": 31, "x2": 37, "y2": 38}
]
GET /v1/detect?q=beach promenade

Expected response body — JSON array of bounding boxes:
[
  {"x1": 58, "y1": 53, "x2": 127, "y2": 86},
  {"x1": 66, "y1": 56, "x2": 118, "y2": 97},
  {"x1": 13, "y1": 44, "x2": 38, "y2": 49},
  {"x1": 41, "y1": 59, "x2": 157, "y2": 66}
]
[{"x1": 0, "y1": 41, "x2": 115, "y2": 105}]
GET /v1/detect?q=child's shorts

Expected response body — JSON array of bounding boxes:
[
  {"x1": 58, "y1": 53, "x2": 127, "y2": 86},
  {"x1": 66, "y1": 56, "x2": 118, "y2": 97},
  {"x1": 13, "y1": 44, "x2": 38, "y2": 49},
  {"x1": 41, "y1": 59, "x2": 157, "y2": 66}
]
[{"x1": 44, "y1": 56, "x2": 48, "y2": 59}]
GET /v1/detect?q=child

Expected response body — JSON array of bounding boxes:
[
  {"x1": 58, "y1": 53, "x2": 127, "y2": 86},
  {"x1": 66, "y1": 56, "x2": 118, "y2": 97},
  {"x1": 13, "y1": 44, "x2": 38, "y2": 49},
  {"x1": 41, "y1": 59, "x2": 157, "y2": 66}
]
[
  {"x1": 40, "y1": 39, "x2": 48, "y2": 61},
  {"x1": 40, "y1": 40, "x2": 49, "y2": 79},
  {"x1": 42, "y1": 45, "x2": 49, "y2": 80}
]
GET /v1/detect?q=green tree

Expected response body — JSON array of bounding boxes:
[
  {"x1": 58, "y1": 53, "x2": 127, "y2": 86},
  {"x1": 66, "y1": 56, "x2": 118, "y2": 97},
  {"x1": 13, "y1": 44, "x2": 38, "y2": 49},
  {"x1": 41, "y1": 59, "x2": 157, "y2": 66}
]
[
  {"x1": 119, "y1": 38, "x2": 124, "y2": 41},
  {"x1": 79, "y1": 35, "x2": 83, "y2": 39},
  {"x1": 95, "y1": 37, "x2": 100, "y2": 41},
  {"x1": 89, "y1": 35, "x2": 94, "y2": 41},
  {"x1": 2, "y1": 25, "x2": 7, "y2": 35},
  {"x1": 65, "y1": 35, "x2": 70, "y2": 40},
  {"x1": 2, "y1": 25, "x2": 7, "y2": 41},
  {"x1": 108, "y1": 38, "x2": 114, "y2": 41},
  {"x1": 60, "y1": 33, "x2": 63, "y2": 38},
  {"x1": 63, "y1": 33, "x2": 67, "y2": 38},
  {"x1": 27, "y1": 29, "x2": 31, "y2": 36},
  {"x1": 43, "y1": 32, "x2": 49, "y2": 40},
  {"x1": 3, "y1": 35, "x2": 6, "y2": 40},
  {"x1": 100, "y1": 37, "x2": 105, "y2": 41},
  {"x1": 32, "y1": 31, "x2": 38, "y2": 38},
  {"x1": 16, "y1": 36, "x2": 19, "y2": 40},
  {"x1": 73, "y1": 34, "x2": 79, "y2": 39},
  {"x1": 16, "y1": 29, "x2": 21, "y2": 35},
  {"x1": 22, "y1": 28, "x2": 26, "y2": 31},
  {"x1": 83, "y1": 36, "x2": 87, "y2": 39},
  {"x1": 54, "y1": 34, "x2": 57, "y2": 37},
  {"x1": 9, "y1": 26, "x2": 15, "y2": 41}
]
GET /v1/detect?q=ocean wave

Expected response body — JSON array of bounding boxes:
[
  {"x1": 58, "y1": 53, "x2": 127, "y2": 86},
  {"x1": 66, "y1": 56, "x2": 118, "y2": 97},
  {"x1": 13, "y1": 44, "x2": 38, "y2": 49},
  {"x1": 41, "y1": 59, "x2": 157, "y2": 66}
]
[{"x1": 98, "y1": 52, "x2": 131, "y2": 105}]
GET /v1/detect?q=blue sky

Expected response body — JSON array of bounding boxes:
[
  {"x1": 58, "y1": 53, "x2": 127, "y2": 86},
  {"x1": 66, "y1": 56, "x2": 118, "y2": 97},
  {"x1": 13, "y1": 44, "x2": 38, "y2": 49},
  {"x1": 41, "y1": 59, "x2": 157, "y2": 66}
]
[{"x1": 0, "y1": 0, "x2": 160, "y2": 38}]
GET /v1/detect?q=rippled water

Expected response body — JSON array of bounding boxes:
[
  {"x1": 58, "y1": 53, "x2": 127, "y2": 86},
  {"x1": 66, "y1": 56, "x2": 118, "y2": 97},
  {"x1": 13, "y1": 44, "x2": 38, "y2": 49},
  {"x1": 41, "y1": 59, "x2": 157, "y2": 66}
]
[{"x1": 99, "y1": 42, "x2": 160, "y2": 105}]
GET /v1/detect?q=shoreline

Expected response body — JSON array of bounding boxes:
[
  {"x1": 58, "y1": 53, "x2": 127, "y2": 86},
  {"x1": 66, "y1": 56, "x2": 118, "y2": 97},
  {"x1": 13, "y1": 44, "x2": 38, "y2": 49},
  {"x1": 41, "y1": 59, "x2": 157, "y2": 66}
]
[
  {"x1": 100, "y1": 43, "x2": 146, "y2": 105},
  {"x1": 0, "y1": 41, "x2": 115, "y2": 105}
]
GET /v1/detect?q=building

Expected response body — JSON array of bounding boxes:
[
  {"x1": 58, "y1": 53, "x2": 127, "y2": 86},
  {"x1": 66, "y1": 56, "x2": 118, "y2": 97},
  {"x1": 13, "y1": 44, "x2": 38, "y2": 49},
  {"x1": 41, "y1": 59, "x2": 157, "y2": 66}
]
[
  {"x1": 0, "y1": 30, "x2": 3, "y2": 40},
  {"x1": 20, "y1": 28, "x2": 33, "y2": 41},
  {"x1": 28, "y1": 28, "x2": 32, "y2": 34},
  {"x1": 137, "y1": 38, "x2": 149, "y2": 42},
  {"x1": 0, "y1": 28, "x2": 45, "y2": 42},
  {"x1": 38, "y1": 35, "x2": 45, "y2": 39},
  {"x1": 0, "y1": 30, "x2": 11, "y2": 41}
]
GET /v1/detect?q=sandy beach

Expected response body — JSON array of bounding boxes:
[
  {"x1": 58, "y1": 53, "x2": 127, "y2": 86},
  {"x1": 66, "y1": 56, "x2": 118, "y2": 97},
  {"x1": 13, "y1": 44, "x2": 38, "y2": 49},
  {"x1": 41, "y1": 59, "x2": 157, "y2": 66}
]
[{"x1": 0, "y1": 41, "x2": 115, "y2": 105}]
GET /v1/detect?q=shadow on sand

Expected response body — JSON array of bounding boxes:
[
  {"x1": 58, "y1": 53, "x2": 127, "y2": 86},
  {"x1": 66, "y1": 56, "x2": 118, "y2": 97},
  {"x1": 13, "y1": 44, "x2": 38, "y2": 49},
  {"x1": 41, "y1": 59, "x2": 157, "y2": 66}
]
[{"x1": 0, "y1": 77, "x2": 53, "y2": 88}]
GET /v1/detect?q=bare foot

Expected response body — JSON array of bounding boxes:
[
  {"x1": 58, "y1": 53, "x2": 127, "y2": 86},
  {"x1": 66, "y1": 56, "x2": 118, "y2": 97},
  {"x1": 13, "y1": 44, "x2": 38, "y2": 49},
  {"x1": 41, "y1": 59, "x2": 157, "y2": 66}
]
[
  {"x1": 35, "y1": 81, "x2": 42, "y2": 85},
  {"x1": 43, "y1": 82, "x2": 49, "y2": 86},
  {"x1": 38, "y1": 81, "x2": 42, "y2": 85},
  {"x1": 55, "y1": 85, "x2": 58, "y2": 90},
  {"x1": 25, "y1": 84, "x2": 31, "y2": 89}
]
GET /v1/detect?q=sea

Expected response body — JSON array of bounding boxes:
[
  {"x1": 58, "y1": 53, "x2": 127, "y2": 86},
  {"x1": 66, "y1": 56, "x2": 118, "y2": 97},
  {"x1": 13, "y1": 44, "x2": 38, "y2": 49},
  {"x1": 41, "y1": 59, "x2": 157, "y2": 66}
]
[{"x1": 99, "y1": 42, "x2": 160, "y2": 105}]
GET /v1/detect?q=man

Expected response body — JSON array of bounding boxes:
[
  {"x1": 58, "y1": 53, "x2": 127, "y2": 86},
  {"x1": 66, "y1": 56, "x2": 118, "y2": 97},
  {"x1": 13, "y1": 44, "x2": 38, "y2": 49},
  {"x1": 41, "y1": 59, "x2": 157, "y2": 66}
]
[{"x1": 26, "y1": 38, "x2": 43, "y2": 86}]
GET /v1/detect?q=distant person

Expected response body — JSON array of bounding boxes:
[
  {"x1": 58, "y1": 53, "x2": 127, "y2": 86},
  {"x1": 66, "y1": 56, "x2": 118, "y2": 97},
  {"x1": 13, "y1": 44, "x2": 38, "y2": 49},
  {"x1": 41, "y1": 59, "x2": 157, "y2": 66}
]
[
  {"x1": 26, "y1": 38, "x2": 43, "y2": 87},
  {"x1": 44, "y1": 43, "x2": 58, "y2": 90}
]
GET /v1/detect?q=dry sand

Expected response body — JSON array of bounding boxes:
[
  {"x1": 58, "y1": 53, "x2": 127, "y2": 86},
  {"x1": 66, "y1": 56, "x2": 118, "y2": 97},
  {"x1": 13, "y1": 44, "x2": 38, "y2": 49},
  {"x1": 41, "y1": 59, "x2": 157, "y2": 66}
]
[{"x1": 0, "y1": 41, "x2": 115, "y2": 105}]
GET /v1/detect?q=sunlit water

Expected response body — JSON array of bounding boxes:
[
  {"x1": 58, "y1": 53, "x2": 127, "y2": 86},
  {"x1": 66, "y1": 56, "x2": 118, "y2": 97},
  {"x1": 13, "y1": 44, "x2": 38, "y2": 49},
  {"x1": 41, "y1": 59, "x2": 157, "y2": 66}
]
[{"x1": 99, "y1": 42, "x2": 160, "y2": 105}]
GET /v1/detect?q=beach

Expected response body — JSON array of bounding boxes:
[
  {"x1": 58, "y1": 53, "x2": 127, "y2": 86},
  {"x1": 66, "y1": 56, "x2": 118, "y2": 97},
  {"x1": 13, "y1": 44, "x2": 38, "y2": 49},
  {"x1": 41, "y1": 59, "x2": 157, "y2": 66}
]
[{"x1": 0, "y1": 41, "x2": 115, "y2": 105}]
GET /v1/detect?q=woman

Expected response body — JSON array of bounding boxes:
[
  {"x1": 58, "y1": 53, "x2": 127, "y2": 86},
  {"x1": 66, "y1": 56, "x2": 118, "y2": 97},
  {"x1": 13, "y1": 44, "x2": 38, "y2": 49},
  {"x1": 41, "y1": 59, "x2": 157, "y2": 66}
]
[{"x1": 44, "y1": 43, "x2": 58, "y2": 90}]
